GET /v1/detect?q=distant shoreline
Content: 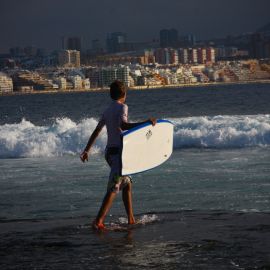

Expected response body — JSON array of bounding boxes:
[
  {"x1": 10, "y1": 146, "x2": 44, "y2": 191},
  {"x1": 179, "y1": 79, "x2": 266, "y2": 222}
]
[{"x1": 1, "y1": 79, "x2": 270, "y2": 96}]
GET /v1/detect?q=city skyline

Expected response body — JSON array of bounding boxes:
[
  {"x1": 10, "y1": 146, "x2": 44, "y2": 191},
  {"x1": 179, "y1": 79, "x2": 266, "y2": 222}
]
[{"x1": 1, "y1": 0, "x2": 270, "y2": 53}]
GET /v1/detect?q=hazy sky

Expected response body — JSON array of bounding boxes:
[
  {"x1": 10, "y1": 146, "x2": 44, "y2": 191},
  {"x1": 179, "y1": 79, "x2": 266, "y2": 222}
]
[{"x1": 1, "y1": 0, "x2": 269, "y2": 52}]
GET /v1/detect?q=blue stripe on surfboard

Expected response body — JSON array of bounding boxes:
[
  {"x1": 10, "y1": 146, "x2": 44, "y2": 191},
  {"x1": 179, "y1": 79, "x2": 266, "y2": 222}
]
[{"x1": 122, "y1": 119, "x2": 173, "y2": 137}]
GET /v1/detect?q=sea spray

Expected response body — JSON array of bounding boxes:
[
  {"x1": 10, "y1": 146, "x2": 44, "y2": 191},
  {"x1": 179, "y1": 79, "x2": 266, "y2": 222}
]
[
  {"x1": 0, "y1": 117, "x2": 106, "y2": 158},
  {"x1": 0, "y1": 115, "x2": 270, "y2": 158}
]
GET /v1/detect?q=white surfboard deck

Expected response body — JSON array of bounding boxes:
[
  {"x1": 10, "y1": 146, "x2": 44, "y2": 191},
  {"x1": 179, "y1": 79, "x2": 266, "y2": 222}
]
[{"x1": 121, "y1": 119, "x2": 174, "y2": 175}]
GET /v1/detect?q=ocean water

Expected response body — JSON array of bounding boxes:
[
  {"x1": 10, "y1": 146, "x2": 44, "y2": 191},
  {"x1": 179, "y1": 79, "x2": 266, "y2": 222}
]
[{"x1": 0, "y1": 83, "x2": 270, "y2": 269}]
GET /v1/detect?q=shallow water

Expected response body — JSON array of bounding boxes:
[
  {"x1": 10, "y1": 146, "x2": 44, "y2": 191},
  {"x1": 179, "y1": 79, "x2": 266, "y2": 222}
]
[{"x1": 1, "y1": 149, "x2": 270, "y2": 222}]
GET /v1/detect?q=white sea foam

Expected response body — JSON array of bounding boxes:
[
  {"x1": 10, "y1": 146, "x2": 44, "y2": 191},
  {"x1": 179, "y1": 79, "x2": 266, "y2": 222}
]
[
  {"x1": 118, "y1": 214, "x2": 159, "y2": 225},
  {"x1": 0, "y1": 115, "x2": 270, "y2": 158},
  {"x1": 173, "y1": 114, "x2": 270, "y2": 149},
  {"x1": 0, "y1": 117, "x2": 106, "y2": 158}
]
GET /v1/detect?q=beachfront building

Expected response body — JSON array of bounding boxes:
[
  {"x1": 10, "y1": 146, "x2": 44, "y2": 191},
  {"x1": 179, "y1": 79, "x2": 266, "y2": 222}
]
[
  {"x1": 0, "y1": 72, "x2": 13, "y2": 93},
  {"x1": 160, "y1": 71, "x2": 179, "y2": 85},
  {"x1": 70, "y1": 75, "x2": 82, "y2": 89},
  {"x1": 47, "y1": 79, "x2": 59, "y2": 89},
  {"x1": 183, "y1": 68, "x2": 198, "y2": 83},
  {"x1": 12, "y1": 70, "x2": 52, "y2": 91},
  {"x1": 82, "y1": 78, "x2": 90, "y2": 90},
  {"x1": 99, "y1": 67, "x2": 117, "y2": 87},
  {"x1": 54, "y1": 77, "x2": 67, "y2": 90},
  {"x1": 99, "y1": 66, "x2": 130, "y2": 87},
  {"x1": 191, "y1": 65, "x2": 210, "y2": 82},
  {"x1": 58, "y1": 50, "x2": 80, "y2": 68},
  {"x1": 116, "y1": 66, "x2": 129, "y2": 86},
  {"x1": 85, "y1": 68, "x2": 100, "y2": 88}
]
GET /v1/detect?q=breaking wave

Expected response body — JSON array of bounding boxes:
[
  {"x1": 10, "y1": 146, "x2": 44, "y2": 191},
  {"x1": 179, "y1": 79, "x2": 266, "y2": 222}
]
[
  {"x1": 0, "y1": 115, "x2": 270, "y2": 158},
  {"x1": 173, "y1": 114, "x2": 270, "y2": 149}
]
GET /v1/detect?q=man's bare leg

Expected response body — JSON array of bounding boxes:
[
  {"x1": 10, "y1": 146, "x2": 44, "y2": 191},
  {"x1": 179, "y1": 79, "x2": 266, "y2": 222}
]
[
  {"x1": 93, "y1": 191, "x2": 117, "y2": 228},
  {"x1": 122, "y1": 182, "x2": 135, "y2": 224}
]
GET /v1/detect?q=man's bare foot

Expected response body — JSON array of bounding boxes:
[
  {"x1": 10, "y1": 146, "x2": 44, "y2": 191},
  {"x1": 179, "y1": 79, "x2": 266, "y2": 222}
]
[
  {"x1": 92, "y1": 221, "x2": 106, "y2": 230},
  {"x1": 128, "y1": 217, "x2": 136, "y2": 225}
]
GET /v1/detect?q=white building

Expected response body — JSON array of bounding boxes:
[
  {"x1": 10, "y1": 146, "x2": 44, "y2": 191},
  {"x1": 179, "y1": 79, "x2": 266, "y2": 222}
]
[
  {"x1": 70, "y1": 75, "x2": 82, "y2": 89},
  {"x1": 54, "y1": 77, "x2": 67, "y2": 90},
  {"x1": 0, "y1": 72, "x2": 13, "y2": 93},
  {"x1": 82, "y1": 78, "x2": 90, "y2": 90}
]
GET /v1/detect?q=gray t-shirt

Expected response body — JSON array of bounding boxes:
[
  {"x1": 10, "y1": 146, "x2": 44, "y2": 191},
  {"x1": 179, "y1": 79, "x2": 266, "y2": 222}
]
[{"x1": 97, "y1": 101, "x2": 128, "y2": 147}]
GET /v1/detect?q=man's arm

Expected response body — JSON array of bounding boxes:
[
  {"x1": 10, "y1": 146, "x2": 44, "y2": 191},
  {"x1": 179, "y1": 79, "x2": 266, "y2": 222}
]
[
  {"x1": 80, "y1": 122, "x2": 104, "y2": 162},
  {"x1": 121, "y1": 118, "x2": 156, "y2": 130}
]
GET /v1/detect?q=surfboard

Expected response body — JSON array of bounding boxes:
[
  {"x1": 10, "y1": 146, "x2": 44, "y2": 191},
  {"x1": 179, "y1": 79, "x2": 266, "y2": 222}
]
[{"x1": 121, "y1": 119, "x2": 174, "y2": 175}]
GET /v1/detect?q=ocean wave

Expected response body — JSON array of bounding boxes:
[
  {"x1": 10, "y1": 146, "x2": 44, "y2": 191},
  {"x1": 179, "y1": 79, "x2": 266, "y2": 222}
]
[
  {"x1": 0, "y1": 115, "x2": 270, "y2": 158},
  {"x1": 0, "y1": 118, "x2": 106, "y2": 158},
  {"x1": 173, "y1": 115, "x2": 270, "y2": 148}
]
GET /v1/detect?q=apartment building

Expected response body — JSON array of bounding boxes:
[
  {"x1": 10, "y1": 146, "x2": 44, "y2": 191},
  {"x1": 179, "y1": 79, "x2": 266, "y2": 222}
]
[{"x1": 0, "y1": 72, "x2": 13, "y2": 93}]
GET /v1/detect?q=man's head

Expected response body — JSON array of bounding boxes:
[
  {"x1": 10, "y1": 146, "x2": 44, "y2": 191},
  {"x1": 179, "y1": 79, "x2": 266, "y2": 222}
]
[{"x1": 110, "y1": 80, "x2": 127, "y2": 101}]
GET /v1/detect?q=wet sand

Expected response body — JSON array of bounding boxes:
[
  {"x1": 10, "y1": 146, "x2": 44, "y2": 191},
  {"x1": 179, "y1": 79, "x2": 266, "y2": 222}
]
[{"x1": 1, "y1": 211, "x2": 270, "y2": 269}]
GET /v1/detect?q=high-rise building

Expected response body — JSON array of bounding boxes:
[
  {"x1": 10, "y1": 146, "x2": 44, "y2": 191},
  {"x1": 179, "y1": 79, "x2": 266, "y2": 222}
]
[
  {"x1": 154, "y1": 48, "x2": 178, "y2": 64},
  {"x1": 62, "y1": 37, "x2": 82, "y2": 51},
  {"x1": 206, "y1": 47, "x2": 215, "y2": 63},
  {"x1": 178, "y1": 48, "x2": 189, "y2": 64},
  {"x1": 160, "y1": 29, "x2": 178, "y2": 48},
  {"x1": 143, "y1": 49, "x2": 155, "y2": 64},
  {"x1": 155, "y1": 48, "x2": 166, "y2": 64},
  {"x1": 106, "y1": 32, "x2": 128, "y2": 53},
  {"x1": 188, "y1": 48, "x2": 198, "y2": 64},
  {"x1": 169, "y1": 49, "x2": 179, "y2": 65},
  {"x1": 58, "y1": 50, "x2": 80, "y2": 67},
  {"x1": 197, "y1": 48, "x2": 207, "y2": 64}
]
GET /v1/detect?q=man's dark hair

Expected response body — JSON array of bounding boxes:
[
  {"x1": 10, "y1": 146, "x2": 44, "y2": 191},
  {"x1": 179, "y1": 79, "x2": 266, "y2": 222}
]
[{"x1": 110, "y1": 80, "x2": 126, "y2": 100}]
